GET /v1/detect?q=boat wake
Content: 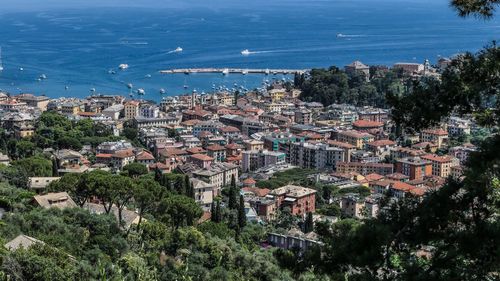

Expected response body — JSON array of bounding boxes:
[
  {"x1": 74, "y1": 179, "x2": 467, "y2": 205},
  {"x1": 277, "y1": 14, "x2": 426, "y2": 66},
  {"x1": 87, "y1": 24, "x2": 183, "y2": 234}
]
[
  {"x1": 167, "y1": 47, "x2": 183, "y2": 54},
  {"x1": 336, "y1": 33, "x2": 366, "y2": 38},
  {"x1": 121, "y1": 41, "x2": 149, "y2": 46},
  {"x1": 241, "y1": 49, "x2": 276, "y2": 56}
]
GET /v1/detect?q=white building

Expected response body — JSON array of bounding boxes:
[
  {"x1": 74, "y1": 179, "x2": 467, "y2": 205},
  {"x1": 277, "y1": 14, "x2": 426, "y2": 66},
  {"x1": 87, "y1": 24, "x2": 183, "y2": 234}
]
[{"x1": 242, "y1": 150, "x2": 286, "y2": 172}]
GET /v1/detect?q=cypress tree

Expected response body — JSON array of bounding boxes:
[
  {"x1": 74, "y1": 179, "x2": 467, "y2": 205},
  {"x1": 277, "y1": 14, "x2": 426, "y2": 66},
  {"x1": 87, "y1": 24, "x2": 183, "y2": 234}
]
[
  {"x1": 304, "y1": 212, "x2": 314, "y2": 233},
  {"x1": 184, "y1": 175, "x2": 190, "y2": 194},
  {"x1": 175, "y1": 177, "x2": 185, "y2": 194},
  {"x1": 230, "y1": 174, "x2": 236, "y2": 188},
  {"x1": 210, "y1": 202, "x2": 216, "y2": 222},
  {"x1": 228, "y1": 174, "x2": 238, "y2": 209},
  {"x1": 215, "y1": 200, "x2": 222, "y2": 223},
  {"x1": 154, "y1": 166, "x2": 162, "y2": 182},
  {"x1": 188, "y1": 182, "x2": 195, "y2": 199},
  {"x1": 238, "y1": 195, "x2": 246, "y2": 229},
  {"x1": 165, "y1": 177, "x2": 171, "y2": 191},
  {"x1": 51, "y1": 157, "x2": 59, "y2": 177}
]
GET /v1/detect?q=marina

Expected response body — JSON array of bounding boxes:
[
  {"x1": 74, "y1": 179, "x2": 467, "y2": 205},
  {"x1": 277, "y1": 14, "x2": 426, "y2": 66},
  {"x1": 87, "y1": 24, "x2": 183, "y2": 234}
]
[{"x1": 160, "y1": 68, "x2": 308, "y2": 75}]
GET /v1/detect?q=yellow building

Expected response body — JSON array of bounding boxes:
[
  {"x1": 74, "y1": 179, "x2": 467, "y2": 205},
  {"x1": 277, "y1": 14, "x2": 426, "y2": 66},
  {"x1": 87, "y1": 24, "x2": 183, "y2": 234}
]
[
  {"x1": 61, "y1": 102, "x2": 82, "y2": 115},
  {"x1": 263, "y1": 103, "x2": 289, "y2": 113},
  {"x1": 337, "y1": 130, "x2": 375, "y2": 149},
  {"x1": 269, "y1": 89, "x2": 285, "y2": 102},
  {"x1": 243, "y1": 139, "x2": 264, "y2": 151},
  {"x1": 219, "y1": 93, "x2": 235, "y2": 106},
  {"x1": 124, "y1": 101, "x2": 140, "y2": 120}
]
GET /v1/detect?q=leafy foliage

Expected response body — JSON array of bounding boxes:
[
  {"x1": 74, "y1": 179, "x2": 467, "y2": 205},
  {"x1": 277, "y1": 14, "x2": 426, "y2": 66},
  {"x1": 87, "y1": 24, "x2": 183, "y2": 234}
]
[{"x1": 295, "y1": 67, "x2": 405, "y2": 108}]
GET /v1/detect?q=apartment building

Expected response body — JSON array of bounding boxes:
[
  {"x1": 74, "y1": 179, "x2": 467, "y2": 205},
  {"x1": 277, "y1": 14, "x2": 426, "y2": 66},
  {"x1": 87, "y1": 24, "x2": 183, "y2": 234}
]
[
  {"x1": 336, "y1": 130, "x2": 375, "y2": 149},
  {"x1": 395, "y1": 157, "x2": 432, "y2": 180},
  {"x1": 421, "y1": 154, "x2": 458, "y2": 178},
  {"x1": 420, "y1": 128, "x2": 448, "y2": 148},
  {"x1": 242, "y1": 150, "x2": 286, "y2": 172},
  {"x1": 290, "y1": 142, "x2": 345, "y2": 170},
  {"x1": 124, "y1": 101, "x2": 140, "y2": 120},
  {"x1": 268, "y1": 185, "x2": 316, "y2": 216},
  {"x1": 336, "y1": 162, "x2": 394, "y2": 176}
]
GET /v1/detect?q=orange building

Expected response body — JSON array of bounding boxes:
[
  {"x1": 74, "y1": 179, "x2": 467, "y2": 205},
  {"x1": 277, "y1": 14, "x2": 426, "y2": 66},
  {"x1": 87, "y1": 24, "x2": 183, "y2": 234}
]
[
  {"x1": 268, "y1": 185, "x2": 316, "y2": 216},
  {"x1": 395, "y1": 157, "x2": 432, "y2": 180},
  {"x1": 352, "y1": 119, "x2": 384, "y2": 132},
  {"x1": 421, "y1": 154, "x2": 458, "y2": 178}
]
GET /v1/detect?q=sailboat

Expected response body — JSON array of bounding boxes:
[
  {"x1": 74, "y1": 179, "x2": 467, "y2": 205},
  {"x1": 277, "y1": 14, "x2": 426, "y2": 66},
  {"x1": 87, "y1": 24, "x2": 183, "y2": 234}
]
[{"x1": 0, "y1": 47, "x2": 4, "y2": 71}]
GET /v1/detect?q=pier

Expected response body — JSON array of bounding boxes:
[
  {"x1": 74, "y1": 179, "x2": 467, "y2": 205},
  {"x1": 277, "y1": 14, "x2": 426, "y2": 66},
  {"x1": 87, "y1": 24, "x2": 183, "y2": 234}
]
[{"x1": 159, "y1": 68, "x2": 308, "y2": 75}]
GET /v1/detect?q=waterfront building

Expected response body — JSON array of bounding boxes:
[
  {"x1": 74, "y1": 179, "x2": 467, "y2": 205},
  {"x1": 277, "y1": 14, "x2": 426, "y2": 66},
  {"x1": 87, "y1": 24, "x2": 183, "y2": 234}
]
[
  {"x1": 102, "y1": 104, "x2": 124, "y2": 120},
  {"x1": 344, "y1": 60, "x2": 370, "y2": 80},
  {"x1": 393, "y1": 62, "x2": 424, "y2": 74},
  {"x1": 14, "y1": 94, "x2": 50, "y2": 111},
  {"x1": 139, "y1": 104, "x2": 159, "y2": 118},
  {"x1": 124, "y1": 101, "x2": 140, "y2": 120}
]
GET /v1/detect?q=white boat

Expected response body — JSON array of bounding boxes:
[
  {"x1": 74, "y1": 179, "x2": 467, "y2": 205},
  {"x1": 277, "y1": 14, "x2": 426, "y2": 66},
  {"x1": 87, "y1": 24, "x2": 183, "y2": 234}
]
[
  {"x1": 118, "y1": 63, "x2": 129, "y2": 70},
  {"x1": 19, "y1": 67, "x2": 24, "y2": 71},
  {"x1": 90, "y1": 88, "x2": 96, "y2": 92},
  {"x1": 336, "y1": 33, "x2": 345, "y2": 38},
  {"x1": 242, "y1": 69, "x2": 248, "y2": 75},
  {"x1": 145, "y1": 74, "x2": 152, "y2": 78},
  {"x1": 137, "y1": 88, "x2": 145, "y2": 95},
  {"x1": 108, "y1": 69, "x2": 116, "y2": 74},
  {"x1": 264, "y1": 69, "x2": 270, "y2": 75},
  {"x1": 0, "y1": 47, "x2": 3, "y2": 71},
  {"x1": 159, "y1": 88, "x2": 166, "y2": 94},
  {"x1": 39, "y1": 74, "x2": 47, "y2": 79},
  {"x1": 241, "y1": 49, "x2": 251, "y2": 56},
  {"x1": 222, "y1": 68, "x2": 229, "y2": 75},
  {"x1": 175, "y1": 47, "x2": 183, "y2": 53},
  {"x1": 127, "y1": 83, "x2": 133, "y2": 89}
]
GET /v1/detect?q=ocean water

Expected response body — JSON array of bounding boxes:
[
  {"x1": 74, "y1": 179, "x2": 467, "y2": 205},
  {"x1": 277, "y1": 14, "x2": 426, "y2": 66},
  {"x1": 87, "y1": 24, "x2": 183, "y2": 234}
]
[{"x1": 0, "y1": 0, "x2": 498, "y2": 102}]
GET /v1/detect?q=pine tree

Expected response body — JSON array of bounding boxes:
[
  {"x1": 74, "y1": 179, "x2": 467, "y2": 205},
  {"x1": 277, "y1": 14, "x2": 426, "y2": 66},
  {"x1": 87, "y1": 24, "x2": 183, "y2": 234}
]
[
  {"x1": 304, "y1": 212, "x2": 314, "y2": 233},
  {"x1": 238, "y1": 195, "x2": 246, "y2": 229}
]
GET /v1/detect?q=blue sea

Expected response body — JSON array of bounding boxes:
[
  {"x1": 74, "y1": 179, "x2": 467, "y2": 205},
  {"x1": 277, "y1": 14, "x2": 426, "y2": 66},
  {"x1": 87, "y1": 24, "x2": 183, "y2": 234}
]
[{"x1": 0, "y1": 0, "x2": 498, "y2": 102}]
